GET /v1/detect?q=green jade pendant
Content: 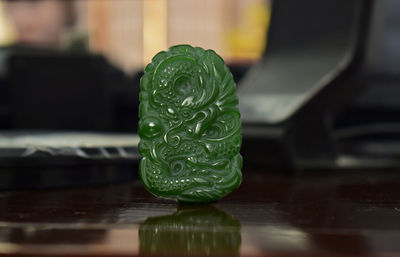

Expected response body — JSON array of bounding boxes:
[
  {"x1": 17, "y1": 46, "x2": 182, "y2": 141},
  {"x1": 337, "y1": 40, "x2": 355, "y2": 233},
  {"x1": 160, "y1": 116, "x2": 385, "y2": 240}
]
[{"x1": 138, "y1": 45, "x2": 242, "y2": 203}]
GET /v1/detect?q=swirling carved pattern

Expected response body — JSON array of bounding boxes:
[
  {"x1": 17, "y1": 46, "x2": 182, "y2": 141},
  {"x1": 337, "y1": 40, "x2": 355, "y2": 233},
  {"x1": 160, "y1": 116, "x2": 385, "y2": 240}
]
[{"x1": 138, "y1": 45, "x2": 242, "y2": 203}]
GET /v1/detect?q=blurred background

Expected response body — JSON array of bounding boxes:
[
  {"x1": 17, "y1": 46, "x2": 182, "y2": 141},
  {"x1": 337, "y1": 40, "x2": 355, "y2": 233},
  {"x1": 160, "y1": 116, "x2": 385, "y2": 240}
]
[{"x1": 0, "y1": 0, "x2": 270, "y2": 73}]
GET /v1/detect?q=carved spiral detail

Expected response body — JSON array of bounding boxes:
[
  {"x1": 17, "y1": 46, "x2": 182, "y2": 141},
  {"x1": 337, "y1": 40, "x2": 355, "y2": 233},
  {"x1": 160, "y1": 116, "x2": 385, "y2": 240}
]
[{"x1": 139, "y1": 45, "x2": 242, "y2": 203}]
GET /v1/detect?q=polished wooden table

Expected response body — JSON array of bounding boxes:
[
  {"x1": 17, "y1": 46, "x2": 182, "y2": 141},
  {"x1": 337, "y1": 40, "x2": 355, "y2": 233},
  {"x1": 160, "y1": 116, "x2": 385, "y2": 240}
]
[{"x1": 1, "y1": 167, "x2": 400, "y2": 257}]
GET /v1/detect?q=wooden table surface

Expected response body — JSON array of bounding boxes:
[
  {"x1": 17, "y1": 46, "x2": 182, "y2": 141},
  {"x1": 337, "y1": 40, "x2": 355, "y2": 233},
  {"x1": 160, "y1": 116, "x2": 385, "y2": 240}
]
[{"x1": 1, "y1": 167, "x2": 400, "y2": 257}]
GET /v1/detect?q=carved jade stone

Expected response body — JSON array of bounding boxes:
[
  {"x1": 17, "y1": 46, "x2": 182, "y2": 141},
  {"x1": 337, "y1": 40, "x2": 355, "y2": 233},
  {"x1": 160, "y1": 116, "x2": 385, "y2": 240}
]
[{"x1": 138, "y1": 45, "x2": 242, "y2": 203}]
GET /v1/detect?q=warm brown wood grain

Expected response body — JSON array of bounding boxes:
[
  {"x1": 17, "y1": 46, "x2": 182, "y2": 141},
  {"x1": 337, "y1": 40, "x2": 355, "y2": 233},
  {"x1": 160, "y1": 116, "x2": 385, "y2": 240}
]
[{"x1": 1, "y1": 168, "x2": 400, "y2": 257}]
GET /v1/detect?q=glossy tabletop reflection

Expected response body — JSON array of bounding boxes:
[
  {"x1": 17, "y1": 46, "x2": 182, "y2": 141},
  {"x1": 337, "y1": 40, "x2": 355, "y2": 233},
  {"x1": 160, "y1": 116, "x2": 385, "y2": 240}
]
[{"x1": 1, "y1": 168, "x2": 400, "y2": 257}]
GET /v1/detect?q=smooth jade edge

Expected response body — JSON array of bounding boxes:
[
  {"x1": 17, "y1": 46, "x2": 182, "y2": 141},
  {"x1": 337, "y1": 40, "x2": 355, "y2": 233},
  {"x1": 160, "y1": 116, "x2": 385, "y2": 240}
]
[{"x1": 138, "y1": 44, "x2": 242, "y2": 203}]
